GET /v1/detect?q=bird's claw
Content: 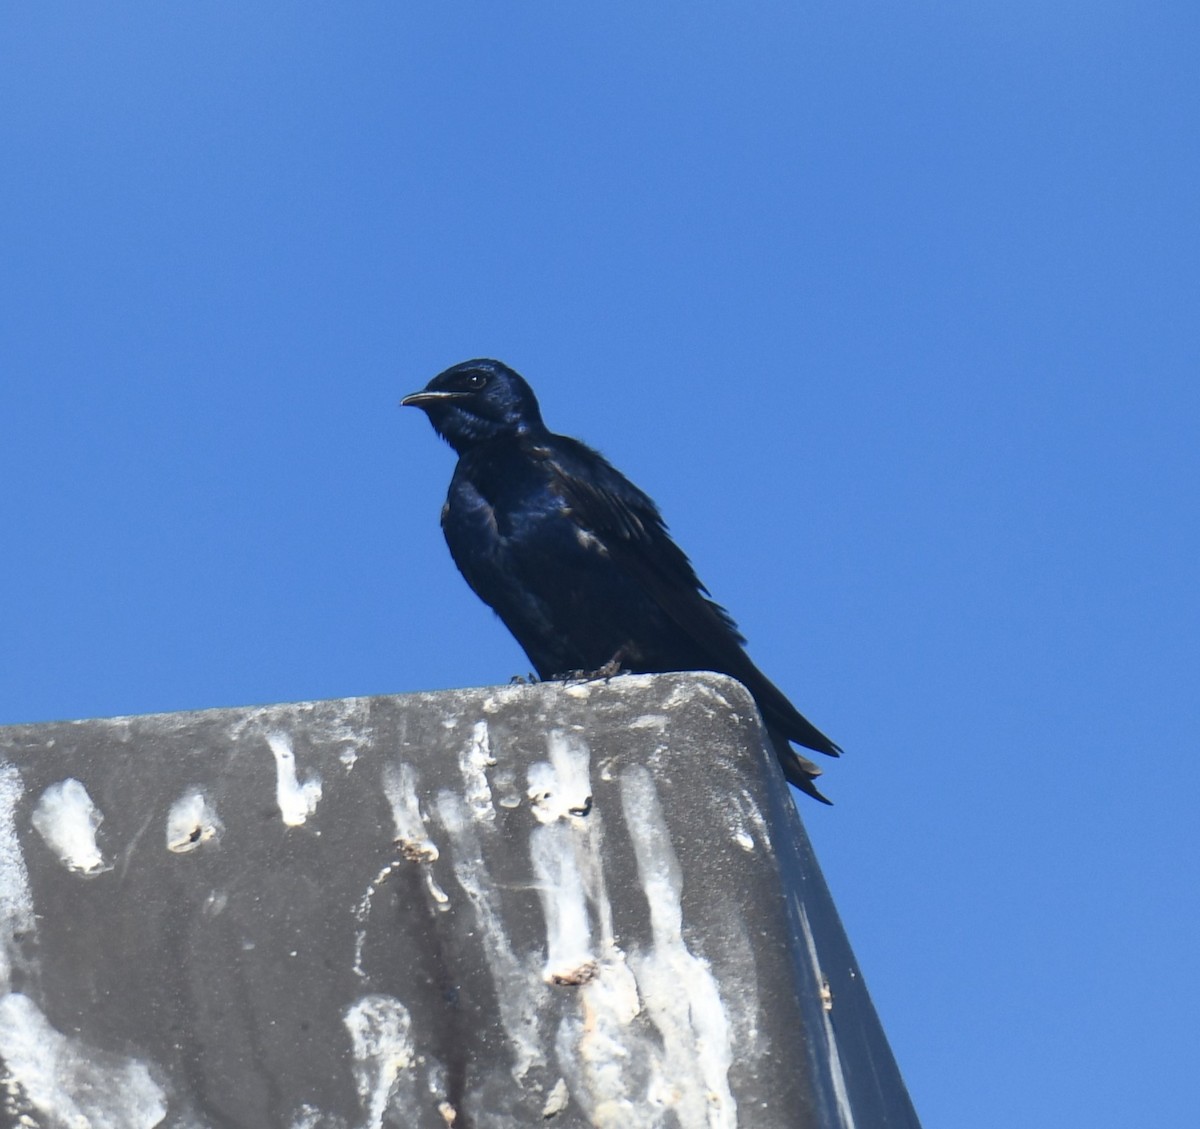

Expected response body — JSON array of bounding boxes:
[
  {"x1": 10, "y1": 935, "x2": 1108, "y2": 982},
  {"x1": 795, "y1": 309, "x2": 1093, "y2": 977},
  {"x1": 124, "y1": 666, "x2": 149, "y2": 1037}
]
[{"x1": 559, "y1": 658, "x2": 627, "y2": 683}]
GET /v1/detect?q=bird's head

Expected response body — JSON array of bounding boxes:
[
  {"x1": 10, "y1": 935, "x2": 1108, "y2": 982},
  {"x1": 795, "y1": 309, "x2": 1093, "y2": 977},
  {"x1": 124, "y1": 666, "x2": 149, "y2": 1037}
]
[{"x1": 401, "y1": 359, "x2": 546, "y2": 452}]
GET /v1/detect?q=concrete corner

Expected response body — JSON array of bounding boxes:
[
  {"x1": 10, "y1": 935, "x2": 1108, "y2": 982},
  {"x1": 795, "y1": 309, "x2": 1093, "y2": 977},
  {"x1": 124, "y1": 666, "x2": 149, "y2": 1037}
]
[{"x1": 0, "y1": 672, "x2": 918, "y2": 1128}]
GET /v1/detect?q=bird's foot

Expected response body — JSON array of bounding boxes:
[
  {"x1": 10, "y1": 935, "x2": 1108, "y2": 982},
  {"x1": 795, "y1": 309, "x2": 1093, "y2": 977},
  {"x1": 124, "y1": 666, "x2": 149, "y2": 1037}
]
[
  {"x1": 559, "y1": 658, "x2": 627, "y2": 683},
  {"x1": 509, "y1": 672, "x2": 541, "y2": 685}
]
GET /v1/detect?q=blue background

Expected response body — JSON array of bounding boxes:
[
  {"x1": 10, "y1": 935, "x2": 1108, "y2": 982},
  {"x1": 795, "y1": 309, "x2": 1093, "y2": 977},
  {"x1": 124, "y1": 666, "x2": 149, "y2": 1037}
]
[{"x1": 2, "y1": 5, "x2": 1196, "y2": 1125}]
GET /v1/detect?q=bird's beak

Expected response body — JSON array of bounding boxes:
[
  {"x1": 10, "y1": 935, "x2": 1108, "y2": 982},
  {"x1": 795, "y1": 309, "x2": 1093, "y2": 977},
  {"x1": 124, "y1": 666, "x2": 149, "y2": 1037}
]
[{"x1": 399, "y1": 390, "x2": 468, "y2": 409}]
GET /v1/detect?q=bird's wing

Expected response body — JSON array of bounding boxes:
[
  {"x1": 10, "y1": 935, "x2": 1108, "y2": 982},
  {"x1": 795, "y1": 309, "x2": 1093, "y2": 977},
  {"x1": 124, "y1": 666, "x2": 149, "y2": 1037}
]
[
  {"x1": 537, "y1": 436, "x2": 842, "y2": 761},
  {"x1": 536, "y1": 436, "x2": 746, "y2": 643}
]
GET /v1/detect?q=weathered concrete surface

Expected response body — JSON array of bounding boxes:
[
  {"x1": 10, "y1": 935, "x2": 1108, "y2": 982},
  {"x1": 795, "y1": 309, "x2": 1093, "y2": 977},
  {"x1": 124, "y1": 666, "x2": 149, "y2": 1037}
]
[{"x1": 0, "y1": 673, "x2": 919, "y2": 1129}]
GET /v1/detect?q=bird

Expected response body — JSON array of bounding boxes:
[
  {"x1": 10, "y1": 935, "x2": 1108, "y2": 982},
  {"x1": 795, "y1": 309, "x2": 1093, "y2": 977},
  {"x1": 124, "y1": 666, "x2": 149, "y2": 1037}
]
[{"x1": 401, "y1": 358, "x2": 842, "y2": 802}]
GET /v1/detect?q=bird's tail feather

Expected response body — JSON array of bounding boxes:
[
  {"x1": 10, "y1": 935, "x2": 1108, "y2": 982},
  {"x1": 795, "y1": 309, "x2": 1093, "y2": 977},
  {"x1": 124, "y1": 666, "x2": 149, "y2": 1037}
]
[{"x1": 768, "y1": 728, "x2": 834, "y2": 805}]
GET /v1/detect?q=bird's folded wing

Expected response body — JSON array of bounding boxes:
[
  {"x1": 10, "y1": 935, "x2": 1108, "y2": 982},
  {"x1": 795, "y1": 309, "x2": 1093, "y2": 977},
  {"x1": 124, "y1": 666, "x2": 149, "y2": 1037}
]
[
  {"x1": 540, "y1": 440, "x2": 754, "y2": 660},
  {"x1": 540, "y1": 438, "x2": 841, "y2": 759}
]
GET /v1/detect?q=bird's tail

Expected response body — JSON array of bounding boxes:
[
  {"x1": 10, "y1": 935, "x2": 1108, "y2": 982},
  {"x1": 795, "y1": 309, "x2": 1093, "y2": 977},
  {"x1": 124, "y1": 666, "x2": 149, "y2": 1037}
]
[{"x1": 768, "y1": 728, "x2": 834, "y2": 805}]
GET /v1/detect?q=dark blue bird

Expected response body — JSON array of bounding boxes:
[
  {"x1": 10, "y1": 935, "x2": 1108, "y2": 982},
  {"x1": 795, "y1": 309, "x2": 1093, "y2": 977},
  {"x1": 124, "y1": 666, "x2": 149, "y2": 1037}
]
[{"x1": 401, "y1": 358, "x2": 841, "y2": 802}]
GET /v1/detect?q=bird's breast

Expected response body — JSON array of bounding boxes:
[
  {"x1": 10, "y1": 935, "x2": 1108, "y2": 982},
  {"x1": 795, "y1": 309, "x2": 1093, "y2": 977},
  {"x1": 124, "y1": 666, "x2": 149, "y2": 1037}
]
[{"x1": 443, "y1": 453, "x2": 567, "y2": 560}]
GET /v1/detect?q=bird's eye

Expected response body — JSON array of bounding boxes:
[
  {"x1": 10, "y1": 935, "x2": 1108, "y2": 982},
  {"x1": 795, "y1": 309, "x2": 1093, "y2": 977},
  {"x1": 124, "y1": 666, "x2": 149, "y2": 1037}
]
[{"x1": 464, "y1": 372, "x2": 487, "y2": 390}]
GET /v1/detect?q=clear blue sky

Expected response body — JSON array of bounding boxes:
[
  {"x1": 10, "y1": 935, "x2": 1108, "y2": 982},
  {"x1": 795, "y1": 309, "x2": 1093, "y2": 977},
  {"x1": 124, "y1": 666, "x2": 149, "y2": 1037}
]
[{"x1": 2, "y1": 5, "x2": 1196, "y2": 1125}]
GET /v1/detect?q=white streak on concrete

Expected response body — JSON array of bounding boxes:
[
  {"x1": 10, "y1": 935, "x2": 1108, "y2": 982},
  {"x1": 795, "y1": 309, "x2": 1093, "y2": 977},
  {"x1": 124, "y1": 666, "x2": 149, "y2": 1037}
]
[
  {"x1": 528, "y1": 733, "x2": 617, "y2": 986},
  {"x1": 344, "y1": 994, "x2": 415, "y2": 1129},
  {"x1": 527, "y1": 738, "x2": 663, "y2": 1127},
  {"x1": 553, "y1": 949, "x2": 649, "y2": 1129},
  {"x1": 165, "y1": 790, "x2": 224, "y2": 853},
  {"x1": 796, "y1": 902, "x2": 857, "y2": 1129},
  {"x1": 358, "y1": 764, "x2": 449, "y2": 976},
  {"x1": 527, "y1": 731, "x2": 593, "y2": 825},
  {"x1": 267, "y1": 732, "x2": 322, "y2": 827},
  {"x1": 0, "y1": 765, "x2": 33, "y2": 993},
  {"x1": 458, "y1": 720, "x2": 496, "y2": 822},
  {"x1": 527, "y1": 761, "x2": 557, "y2": 821},
  {"x1": 737, "y1": 788, "x2": 772, "y2": 852},
  {"x1": 424, "y1": 870, "x2": 449, "y2": 907},
  {"x1": 563, "y1": 683, "x2": 591, "y2": 699},
  {"x1": 0, "y1": 992, "x2": 167, "y2": 1128},
  {"x1": 724, "y1": 795, "x2": 757, "y2": 854},
  {"x1": 381, "y1": 763, "x2": 439, "y2": 862},
  {"x1": 564, "y1": 956, "x2": 646, "y2": 1117},
  {"x1": 627, "y1": 713, "x2": 670, "y2": 731},
  {"x1": 542, "y1": 1077, "x2": 570, "y2": 1117},
  {"x1": 663, "y1": 683, "x2": 701, "y2": 709},
  {"x1": 31, "y1": 778, "x2": 111, "y2": 876},
  {"x1": 289, "y1": 1103, "x2": 324, "y2": 1129},
  {"x1": 621, "y1": 766, "x2": 738, "y2": 1129},
  {"x1": 531, "y1": 823, "x2": 596, "y2": 984},
  {"x1": 695, "y1": 681, "x2": 734, "y2": 712},
  {"x1": 493, "y1": 766, "x2": 523, "y2": 809},
  {"x1": 436, "y1": 791, "x2": 546, "y2": 1078},
  {"x1": 116, "y1": 810, "x2": 154, "y2": 883},
  {"x1": 352, "y1": 862, "x2": 403, "y2": 980}
]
